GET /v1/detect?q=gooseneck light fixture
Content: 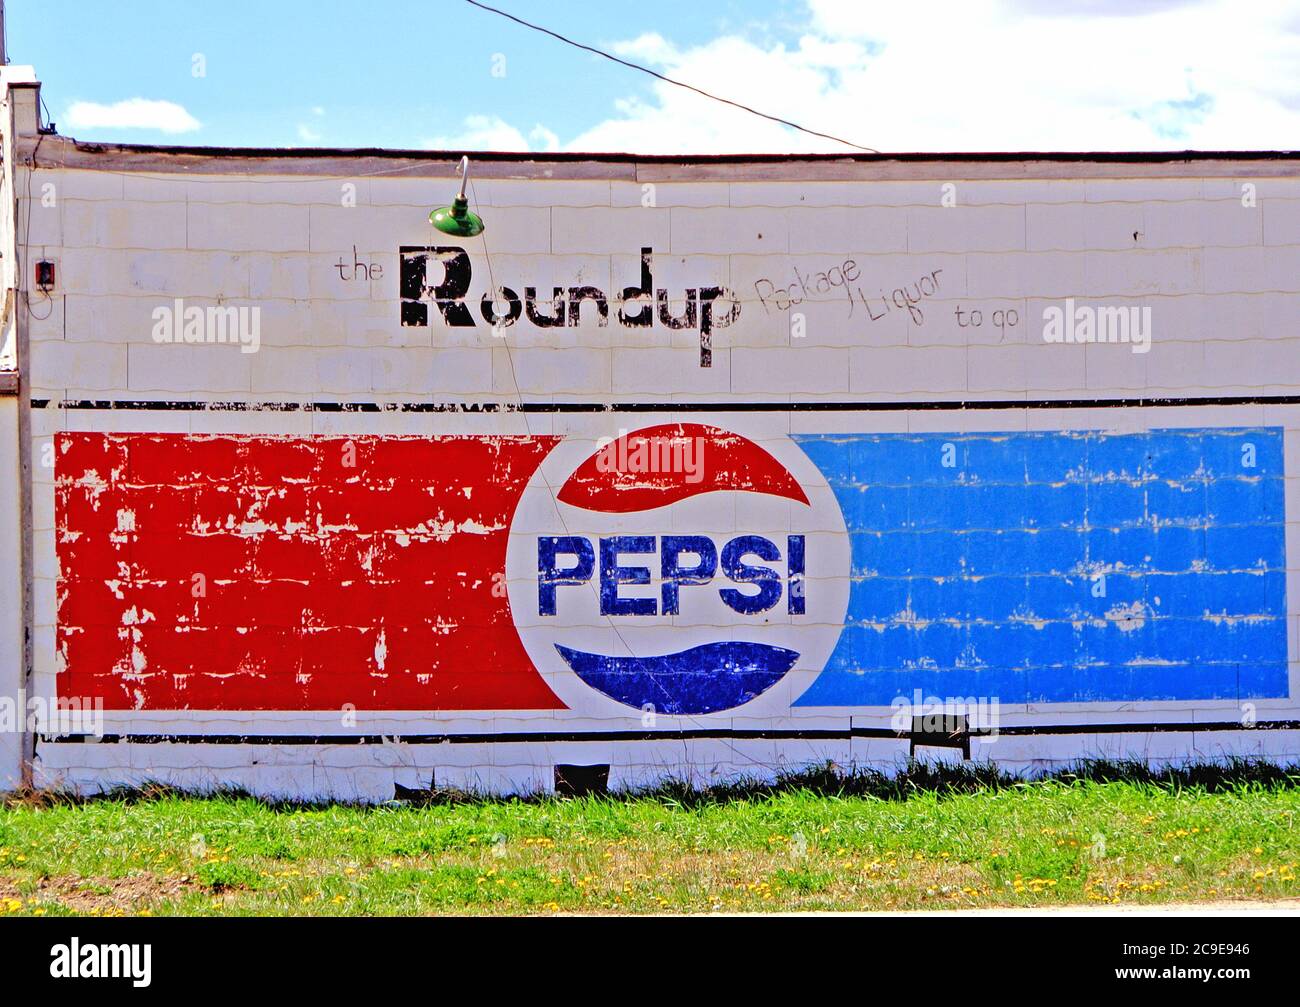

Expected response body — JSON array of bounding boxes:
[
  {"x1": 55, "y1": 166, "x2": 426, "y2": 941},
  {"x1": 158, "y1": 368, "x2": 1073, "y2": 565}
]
[{"x1": 430, "y1": 156, "x2": 485, "y2": 237}]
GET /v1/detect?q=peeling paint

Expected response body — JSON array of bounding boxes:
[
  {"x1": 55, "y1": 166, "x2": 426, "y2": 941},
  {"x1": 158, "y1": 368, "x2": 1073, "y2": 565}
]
[
  {"x1": 54, "y1": 433, "x2": 565, "y2": 712},
  {"x1": 795, "y1": 427, "x2": 1289, "y2": 706}
]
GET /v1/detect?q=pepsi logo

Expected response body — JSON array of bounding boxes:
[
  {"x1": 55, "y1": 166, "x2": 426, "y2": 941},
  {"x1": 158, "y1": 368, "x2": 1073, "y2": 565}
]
[{"x1": 505, "y1": 424, "x2": 850, "y2": 719}]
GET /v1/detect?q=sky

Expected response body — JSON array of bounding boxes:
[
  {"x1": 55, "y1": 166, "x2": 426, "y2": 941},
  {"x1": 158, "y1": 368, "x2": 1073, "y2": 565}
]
[{"x1": 10, "y1": 0, "x2": 1300, "y2": 153}]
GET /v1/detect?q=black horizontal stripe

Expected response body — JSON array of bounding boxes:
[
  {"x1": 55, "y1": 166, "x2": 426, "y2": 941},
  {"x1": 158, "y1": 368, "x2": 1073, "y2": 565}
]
[
  {"x1": 37, "y1": 719, "x2": 1300, "y2": 746},
  {"x1": 29, "y1": 393, "x2": 1300, "y2": 414}
]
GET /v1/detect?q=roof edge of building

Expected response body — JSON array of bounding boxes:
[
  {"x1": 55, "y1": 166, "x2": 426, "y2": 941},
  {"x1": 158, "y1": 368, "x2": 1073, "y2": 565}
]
[
  {"x1": 64, "y1": 140, "x2": 1300, "y2": 164},
  {"x1": 23, "y1": 134, "x2": 1300, "y2": 180}
]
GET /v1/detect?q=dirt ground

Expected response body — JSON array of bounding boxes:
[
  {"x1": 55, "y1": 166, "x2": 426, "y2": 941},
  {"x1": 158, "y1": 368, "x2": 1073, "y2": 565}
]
[{"x1": 0, "y1": 872, "x2": 200, "y2": 913}]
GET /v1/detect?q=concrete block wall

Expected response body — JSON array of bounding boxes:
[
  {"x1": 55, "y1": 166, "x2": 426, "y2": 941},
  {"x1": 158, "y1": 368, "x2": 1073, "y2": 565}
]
[
  {"x1": 22, "y1": 160, "x2": 1300, "y2": 403},
  {"x1": 13, "y1": 137, "x2": 1300, "y2": 798}
]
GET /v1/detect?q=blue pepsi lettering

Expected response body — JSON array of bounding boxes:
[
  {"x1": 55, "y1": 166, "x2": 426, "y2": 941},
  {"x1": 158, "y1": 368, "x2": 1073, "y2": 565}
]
[
  {"x1": 719, "y1": 536, "x2": 783, "y2": 615},
  {"x1": 787, "y1": 534, "x2": 806, "y2": 614},
  {"x1": 660, "y1": 535, "x2": 718, "y2": 615},
  {"x1": 536, "y1": 534, "x2": 804, "y2": 616},
  {"x1": 537, "y1": 536, "x2": 595, "y2": 615},
  {"x1": 600, "y1": 536, "x2": 657, "y2": 616}
]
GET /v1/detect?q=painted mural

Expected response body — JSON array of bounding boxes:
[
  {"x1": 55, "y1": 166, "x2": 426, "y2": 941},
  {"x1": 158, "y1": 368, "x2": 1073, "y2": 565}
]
[{"x1": 54, "y1": 425, "x2": 1288, "y2": 717}]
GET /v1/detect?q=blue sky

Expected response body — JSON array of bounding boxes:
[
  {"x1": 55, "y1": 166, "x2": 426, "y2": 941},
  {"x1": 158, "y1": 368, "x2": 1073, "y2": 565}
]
[
  {"x1": 12, "y1": 0, "x2": 801, "y2": 148},
  {"x1": 11, "y1": 0, "x2": 1300, "y2": 153}
]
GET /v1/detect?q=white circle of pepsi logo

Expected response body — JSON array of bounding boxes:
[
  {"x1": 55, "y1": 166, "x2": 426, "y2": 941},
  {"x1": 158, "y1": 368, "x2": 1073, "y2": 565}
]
[{"x1": 505, "y1": 424, "x2": 850, "y2": 720}]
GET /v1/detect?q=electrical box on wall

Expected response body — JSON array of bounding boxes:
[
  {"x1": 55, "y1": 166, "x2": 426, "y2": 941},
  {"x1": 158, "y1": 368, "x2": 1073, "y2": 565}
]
[{"x1": 35, "y1": 260, "x2": 55, "y2": 290}]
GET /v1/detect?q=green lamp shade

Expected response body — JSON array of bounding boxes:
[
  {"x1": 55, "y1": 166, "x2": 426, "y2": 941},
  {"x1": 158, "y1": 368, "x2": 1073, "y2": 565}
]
[{"x1": 430, "y1": 194, "x2": 485, "y2": 237}]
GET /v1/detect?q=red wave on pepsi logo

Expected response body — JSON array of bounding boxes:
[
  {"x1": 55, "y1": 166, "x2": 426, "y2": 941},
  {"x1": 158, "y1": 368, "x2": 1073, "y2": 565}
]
[{"x1": 556, "y1": 424, "x2": 809, "y2": 513}]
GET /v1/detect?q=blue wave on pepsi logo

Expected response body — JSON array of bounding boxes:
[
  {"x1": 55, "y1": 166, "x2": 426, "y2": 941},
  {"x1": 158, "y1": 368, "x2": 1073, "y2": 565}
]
[{"x1": 554, "y1": 641, "x2": 800, "y2": 715}]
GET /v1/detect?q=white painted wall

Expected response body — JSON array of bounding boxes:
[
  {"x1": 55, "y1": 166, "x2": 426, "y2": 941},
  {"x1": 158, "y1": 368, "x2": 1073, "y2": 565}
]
[
  {"x1": 22, "y1": 167, "x2": 1300, "y2": 403},
  {"x1": 0, "y1": 70, "x2": 41, "y2": 791}
]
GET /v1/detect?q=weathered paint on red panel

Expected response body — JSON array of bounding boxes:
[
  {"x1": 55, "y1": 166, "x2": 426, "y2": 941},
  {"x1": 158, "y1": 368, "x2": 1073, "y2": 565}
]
[
  {"x1": 556, "y1": 424, "x2": 809, "y2": 512},
  {"x1": 55, "y1": 433, "x2": 564, "y2": 711}
]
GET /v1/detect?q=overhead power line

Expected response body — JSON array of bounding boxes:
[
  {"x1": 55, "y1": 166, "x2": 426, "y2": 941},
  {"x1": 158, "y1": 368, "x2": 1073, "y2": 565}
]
[{"x1": 462, "y1": 0, "x2": 880, "y2": 154}]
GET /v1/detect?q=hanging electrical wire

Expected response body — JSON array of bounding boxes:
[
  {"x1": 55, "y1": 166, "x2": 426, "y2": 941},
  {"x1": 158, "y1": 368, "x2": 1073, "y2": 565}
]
[{"x1": 462, "y1": 0, "x2": 880, "y2": 154}]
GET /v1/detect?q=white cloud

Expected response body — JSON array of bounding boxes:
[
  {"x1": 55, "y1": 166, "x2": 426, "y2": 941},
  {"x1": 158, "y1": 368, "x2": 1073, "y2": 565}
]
[
  {"x1": 446, "y1": 0, "x2": 1300, "y2": 153},
  {"x1": 793, "y1": 0, "x2": 1300, "y2": 151},
  {"x1": 424, "y1": 115, "x2": 559, "y2": 152},
  {"x1": 296, "y1": 106, "x2": 326, "y2": 143},
  {"x1": 64, "y1": 98, "x2": 200, "y2": 134}
]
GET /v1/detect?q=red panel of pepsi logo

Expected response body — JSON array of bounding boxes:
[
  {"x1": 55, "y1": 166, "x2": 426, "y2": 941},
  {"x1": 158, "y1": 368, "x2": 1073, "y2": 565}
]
[{"x1": 55, "y1": 433, "x2": 564, "y2": 711}]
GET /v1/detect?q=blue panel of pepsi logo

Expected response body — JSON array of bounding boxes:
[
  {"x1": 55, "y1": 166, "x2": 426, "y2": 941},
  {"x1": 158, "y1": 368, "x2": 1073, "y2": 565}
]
[{"x1": 793, "y1": 428, "x2": 1289, "y2": 705}]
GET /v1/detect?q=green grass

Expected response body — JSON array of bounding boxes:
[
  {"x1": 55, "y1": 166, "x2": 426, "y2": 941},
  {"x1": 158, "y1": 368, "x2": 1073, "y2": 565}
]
[{"x1": 2, "y1": 761, "x2": 1300, "y2": 916}]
